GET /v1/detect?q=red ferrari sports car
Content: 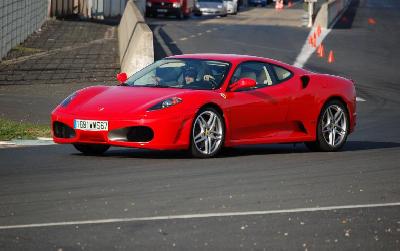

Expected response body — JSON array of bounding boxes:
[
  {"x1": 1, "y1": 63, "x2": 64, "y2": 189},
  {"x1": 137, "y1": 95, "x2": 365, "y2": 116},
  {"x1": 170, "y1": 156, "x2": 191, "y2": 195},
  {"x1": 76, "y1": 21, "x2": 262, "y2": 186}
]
[{"x1": 51, "y1": 54, "x2": 356, "y2": 157}]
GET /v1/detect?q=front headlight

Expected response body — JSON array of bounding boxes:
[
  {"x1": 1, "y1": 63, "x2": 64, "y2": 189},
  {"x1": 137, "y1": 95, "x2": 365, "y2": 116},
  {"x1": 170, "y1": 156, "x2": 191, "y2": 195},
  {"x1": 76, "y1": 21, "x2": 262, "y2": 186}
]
[
  {"x1": 60, "y1": 92, "x2": 77, "y2": 108},
  {"x1": 173, "y1": 2, "x2": 181, "y2": 8},
  {"x1": 217, "y1": 4, "x2": 223, "y2": 8},
  {"x1": 148, "y1": 97, "x2": 182, "y2": 111},
  {"x1": 146, "y1": 2, "x2": 152, "y2": 7}
]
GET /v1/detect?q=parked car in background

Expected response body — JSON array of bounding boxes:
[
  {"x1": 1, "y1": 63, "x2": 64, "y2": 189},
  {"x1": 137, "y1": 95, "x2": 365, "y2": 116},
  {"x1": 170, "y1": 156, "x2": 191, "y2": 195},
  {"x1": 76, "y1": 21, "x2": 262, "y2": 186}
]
[
  {"x1": 223, "y1": 0, "x2": 238, "y2": 14},
  {"x1": 248, "y1": 0, "x2": 270, "y2": 7},
  {"x1": 145, "y1": 0, "x2": 194, "y2": 19},
  {"x1": 194, "y1": 0, "x2": 228, "y2": 17}
]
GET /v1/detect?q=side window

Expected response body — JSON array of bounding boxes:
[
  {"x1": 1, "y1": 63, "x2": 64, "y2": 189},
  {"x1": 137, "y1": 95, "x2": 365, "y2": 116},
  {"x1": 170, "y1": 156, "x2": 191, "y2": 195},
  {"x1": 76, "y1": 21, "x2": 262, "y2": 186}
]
[
  {"x1": 230, "y1": 61, "x2": 274, "y2": 89},
  {"x1": 271, "y1": 65, "x2": 292, "y2": 82}
]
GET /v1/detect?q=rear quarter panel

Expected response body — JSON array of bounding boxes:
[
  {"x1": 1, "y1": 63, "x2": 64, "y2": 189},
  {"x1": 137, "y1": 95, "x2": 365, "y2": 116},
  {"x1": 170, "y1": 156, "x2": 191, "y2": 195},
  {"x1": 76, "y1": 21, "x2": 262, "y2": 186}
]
[{"x1": 286, "y1": 73, "x2": 356, "y2": 139}]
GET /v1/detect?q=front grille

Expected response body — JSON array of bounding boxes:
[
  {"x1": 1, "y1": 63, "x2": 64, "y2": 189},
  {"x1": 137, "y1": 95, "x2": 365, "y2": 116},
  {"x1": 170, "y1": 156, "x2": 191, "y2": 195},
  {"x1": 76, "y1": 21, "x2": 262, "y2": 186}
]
[
  {"x1": 53, "y1": 122, "x2": 76, "y2": 138},
  {"x1": 127, "y1": 126, "x2": 154, "y2": 142}
]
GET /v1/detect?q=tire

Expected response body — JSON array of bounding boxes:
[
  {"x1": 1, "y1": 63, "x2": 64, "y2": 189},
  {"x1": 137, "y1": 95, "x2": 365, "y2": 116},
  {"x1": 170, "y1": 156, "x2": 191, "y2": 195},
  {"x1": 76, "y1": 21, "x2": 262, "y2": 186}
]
[
  {"x1": 190, "y1": 108, "x2": 225, "y2": 158},
  {"x1": 305, "y1": 99, "x2": 349, "y2": 152},
  {"x1": 73, "y1": 143, "x2": 110, "y2": 156},
  {"x1": 233, "y1": 7, "x2": 238, "y2": 14},
  {"x1": 177, "y1": 10, "x2": 184, "y2": 19}
]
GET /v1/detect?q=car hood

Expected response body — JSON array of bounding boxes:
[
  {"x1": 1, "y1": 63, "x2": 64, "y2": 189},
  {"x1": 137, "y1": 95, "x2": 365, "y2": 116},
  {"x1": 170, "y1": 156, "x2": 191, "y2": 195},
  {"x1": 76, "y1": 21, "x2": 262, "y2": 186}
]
[
  {"x1": 69, "y1": 86, "x2": 191, "y2": 117},
  {"x1": 198, "y1": 2, "x2": 223, "y2": 8}
]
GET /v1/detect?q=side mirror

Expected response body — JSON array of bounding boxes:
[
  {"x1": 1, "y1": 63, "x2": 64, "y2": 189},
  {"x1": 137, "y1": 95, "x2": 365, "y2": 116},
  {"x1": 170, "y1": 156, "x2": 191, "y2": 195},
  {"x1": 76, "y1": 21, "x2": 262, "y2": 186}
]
[
  {"x1": 230, "y1": 78, "x2": 257, "y2": 92},
  {"x1": 116, "y1": 72, "x2": 128, "y2": 84}
]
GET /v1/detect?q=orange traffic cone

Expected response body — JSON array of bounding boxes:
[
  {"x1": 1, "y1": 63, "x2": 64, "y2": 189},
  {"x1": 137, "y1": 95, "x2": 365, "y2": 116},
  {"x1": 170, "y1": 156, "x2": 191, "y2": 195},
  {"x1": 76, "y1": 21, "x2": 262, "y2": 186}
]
[
  {"x1": 317, "y1": 25, "x2": 322, "y2": 37},
  {"x1": 317, "y1": 44, "x2": 325, "y2": 57},
  {"x1": 308, "y1": 36, "x2": 312, "y2": 45},
  {"x1": 312, "y1": 37, "x2": 317, "y2": 48},
  {"x1": 275, "y1": 0, "x2": 283, "y2": 9},
  {"x1": 328, "y1": 50, "x2": 335, "y2": 63},
  {"x1": 368, "y1": 18, "x2": 376, "y2": 25}
]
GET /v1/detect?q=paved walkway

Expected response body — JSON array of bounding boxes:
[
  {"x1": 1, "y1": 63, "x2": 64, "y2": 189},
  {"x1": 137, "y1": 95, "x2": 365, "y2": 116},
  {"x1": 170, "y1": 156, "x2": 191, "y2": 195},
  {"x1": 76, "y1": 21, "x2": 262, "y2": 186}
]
[
  {"x1": 0, "y1": 18, "x2": 120, "y2": 124},
  {"x1": 0, "y1": 19, "x2": 119, "y2": 86}
]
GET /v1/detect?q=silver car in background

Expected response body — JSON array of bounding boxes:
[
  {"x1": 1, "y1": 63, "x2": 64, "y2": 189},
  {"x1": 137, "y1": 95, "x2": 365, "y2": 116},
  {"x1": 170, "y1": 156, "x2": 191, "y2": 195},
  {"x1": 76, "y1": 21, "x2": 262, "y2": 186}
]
[
  {"x1": 194, "y1": 0, "x2": 228, "y2": 17},
  {"x1": 224, "y1": 0, "x2": 238, "y2": 14}
]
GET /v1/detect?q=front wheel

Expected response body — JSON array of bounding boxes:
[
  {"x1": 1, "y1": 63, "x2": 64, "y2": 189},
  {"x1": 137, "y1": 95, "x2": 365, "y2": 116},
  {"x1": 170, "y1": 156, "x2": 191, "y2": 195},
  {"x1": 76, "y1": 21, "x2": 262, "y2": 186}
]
[
  {"x1": 177, "y1": 9, "x2": 185, "y2": 19},
  {"x1": 73, "y1": 143, "x2": 110, "y2": 155},
  {"x1": 305, "y1": 100, "x2": 349, "y2": 152},
  {"x1": 190, "y1": 108, "x2": 225, "y2": 158}
]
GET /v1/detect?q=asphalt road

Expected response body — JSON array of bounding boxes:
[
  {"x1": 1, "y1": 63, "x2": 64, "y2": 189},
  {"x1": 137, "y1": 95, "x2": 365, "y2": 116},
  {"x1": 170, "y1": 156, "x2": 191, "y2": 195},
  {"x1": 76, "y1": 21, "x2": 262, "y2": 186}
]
[{"x1": 1, "y1": 0, "x2": 400, "y2": 250}]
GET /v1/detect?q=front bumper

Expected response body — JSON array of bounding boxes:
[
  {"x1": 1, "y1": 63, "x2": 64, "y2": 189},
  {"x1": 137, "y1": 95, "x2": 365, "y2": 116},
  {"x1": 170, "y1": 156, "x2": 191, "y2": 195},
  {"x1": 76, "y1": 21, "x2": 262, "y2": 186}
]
[
  {"x1": 51, "y1": 111, "x2": 193, "y2": 150},
  {"x1": 194, "y1": 8, "x2": 227, "y2": 15}
]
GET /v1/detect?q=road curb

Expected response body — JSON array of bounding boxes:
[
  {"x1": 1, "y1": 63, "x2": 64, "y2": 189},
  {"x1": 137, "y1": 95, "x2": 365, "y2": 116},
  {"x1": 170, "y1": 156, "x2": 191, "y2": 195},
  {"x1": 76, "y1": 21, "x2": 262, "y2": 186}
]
[{"x1": 0, "y1": 138, "x2": 55, "y2": 148}]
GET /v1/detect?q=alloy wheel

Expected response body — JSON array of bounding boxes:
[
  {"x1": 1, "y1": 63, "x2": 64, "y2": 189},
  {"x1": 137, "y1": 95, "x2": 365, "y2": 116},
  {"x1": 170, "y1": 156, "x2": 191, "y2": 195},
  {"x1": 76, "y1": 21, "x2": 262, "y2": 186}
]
[
  {"x1": 321, "y1": 105, "x2": 347, "y2": 147},
  {"x1": 192, "y1": 110, "x2": 223, "y2": 156}
]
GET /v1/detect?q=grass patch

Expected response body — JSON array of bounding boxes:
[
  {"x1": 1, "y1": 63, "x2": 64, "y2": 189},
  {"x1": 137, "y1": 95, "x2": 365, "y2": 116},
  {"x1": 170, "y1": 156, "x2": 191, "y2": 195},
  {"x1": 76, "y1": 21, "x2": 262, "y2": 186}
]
[
  {"x1": 11, "y1": 45, "x2": 43, "y2": 54},
  {"x1": 0, "y1": 118, "x2": 51, "y2": 141}
]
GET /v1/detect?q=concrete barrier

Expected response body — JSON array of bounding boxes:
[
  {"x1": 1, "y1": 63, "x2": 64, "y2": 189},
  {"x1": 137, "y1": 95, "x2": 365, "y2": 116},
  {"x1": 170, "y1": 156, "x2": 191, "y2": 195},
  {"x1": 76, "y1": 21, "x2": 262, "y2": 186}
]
[
  {"x1": 118, "y1": 0, "x2": 154, "y2": 76},
  {"x1": 313, "y1": 0, "x2": 350, "y2": 28}
]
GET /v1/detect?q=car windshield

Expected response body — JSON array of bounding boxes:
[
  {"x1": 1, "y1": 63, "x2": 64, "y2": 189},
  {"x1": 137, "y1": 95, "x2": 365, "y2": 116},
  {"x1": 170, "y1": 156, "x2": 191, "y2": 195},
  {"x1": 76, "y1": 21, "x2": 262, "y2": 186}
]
[{"x1": 126, "y1": 59, "x2": 230, "y2": 90}]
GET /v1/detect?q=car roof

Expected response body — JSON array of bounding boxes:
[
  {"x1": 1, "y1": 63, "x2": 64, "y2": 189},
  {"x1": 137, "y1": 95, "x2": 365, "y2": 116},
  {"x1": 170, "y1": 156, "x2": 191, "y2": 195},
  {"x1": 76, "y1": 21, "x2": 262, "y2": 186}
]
[{"x1": 167, "y1": 53, "x2": 295, "y2": 69}]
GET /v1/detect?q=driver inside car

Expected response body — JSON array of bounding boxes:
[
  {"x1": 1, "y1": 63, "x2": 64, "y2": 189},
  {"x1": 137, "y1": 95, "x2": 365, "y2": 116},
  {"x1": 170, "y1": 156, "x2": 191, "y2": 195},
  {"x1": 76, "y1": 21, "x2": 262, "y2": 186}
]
[{"x1": 184, "y1": 68, "x2": 197, "y2": 85}]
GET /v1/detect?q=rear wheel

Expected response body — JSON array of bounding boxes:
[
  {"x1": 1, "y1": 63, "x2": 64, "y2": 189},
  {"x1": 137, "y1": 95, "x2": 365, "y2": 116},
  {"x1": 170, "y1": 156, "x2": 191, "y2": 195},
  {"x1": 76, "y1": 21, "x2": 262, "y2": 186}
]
[
  {"x1": 73, "y1": 143, "x2": 110, "y2": 155},
  {"x1": 305, "y1": 100, "x2": 349, "y2": 152},
  {"x1": 190, "y1": 108, "x2": 225, "y2": 158}
]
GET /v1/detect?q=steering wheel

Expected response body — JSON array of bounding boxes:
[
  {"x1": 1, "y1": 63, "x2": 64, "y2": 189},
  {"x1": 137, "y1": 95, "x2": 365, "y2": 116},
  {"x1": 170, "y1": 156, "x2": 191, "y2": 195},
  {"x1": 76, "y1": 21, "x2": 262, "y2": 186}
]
[
  {"x1": 151, "y1": 76, "x2": 163, "y2": 86},
  {"x1": 203, "y1": 75, "x2": 217, "y2": 89}
]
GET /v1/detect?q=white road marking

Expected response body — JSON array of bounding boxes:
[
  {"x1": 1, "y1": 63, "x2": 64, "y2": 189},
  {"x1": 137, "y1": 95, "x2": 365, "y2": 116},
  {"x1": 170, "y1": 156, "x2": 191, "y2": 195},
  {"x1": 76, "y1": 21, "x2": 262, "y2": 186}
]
[
  {"x1": 0, "y1": 202, "x2": 399, "y2": 230},
  {"x1": 356, "y1": 97, "x2": 366, "y2": 102},
  {"x1": 179, "y1": 37, "x2": 188, "y2": 41}
]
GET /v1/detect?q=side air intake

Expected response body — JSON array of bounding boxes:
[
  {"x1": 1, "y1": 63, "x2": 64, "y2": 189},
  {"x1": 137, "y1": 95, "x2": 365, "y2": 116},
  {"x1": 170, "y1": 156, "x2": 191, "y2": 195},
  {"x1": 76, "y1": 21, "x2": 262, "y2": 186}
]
[{"x1": 300, "y1": 75, "x2": 310, "y2": 89}]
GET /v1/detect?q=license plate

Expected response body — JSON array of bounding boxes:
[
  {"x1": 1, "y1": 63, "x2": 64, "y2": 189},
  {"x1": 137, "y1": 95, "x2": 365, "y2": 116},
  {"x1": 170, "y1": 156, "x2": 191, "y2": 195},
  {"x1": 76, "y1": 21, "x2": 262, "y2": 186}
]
[
  {"x1": 157, "y1": 9, "x2": 168, "y2": 12},
  {"x1": 74, "y1": 119, "x2": 108, "y2": 131}
]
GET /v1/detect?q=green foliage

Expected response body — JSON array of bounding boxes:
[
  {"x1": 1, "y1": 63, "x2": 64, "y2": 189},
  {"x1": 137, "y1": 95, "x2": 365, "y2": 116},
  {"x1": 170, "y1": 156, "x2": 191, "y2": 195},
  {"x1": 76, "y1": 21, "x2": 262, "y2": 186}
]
[{"x1": 0, "y1": 118, "x2": 51, "y2": 140}]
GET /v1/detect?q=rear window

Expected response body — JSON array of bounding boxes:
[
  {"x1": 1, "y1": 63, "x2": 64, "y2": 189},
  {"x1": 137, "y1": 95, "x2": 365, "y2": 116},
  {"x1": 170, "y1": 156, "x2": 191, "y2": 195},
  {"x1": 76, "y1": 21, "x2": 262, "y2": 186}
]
[{"x1": 272, "y1": 65, "x2": 292, "y2": 81}]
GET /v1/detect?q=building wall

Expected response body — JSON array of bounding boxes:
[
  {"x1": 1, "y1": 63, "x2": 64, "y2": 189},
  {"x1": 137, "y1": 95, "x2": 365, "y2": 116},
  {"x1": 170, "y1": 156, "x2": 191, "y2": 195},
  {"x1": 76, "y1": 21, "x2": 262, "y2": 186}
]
[{"x1": 0, "y1": 0, "x2": 48, "y2": 60}]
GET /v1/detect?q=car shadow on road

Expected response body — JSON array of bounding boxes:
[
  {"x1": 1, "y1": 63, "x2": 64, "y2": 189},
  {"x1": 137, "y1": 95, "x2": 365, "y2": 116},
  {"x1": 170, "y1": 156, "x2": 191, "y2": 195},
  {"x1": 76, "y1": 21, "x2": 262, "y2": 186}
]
[{"x1": 98, "y1": 140, "x2": 400, "y2": 159}]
